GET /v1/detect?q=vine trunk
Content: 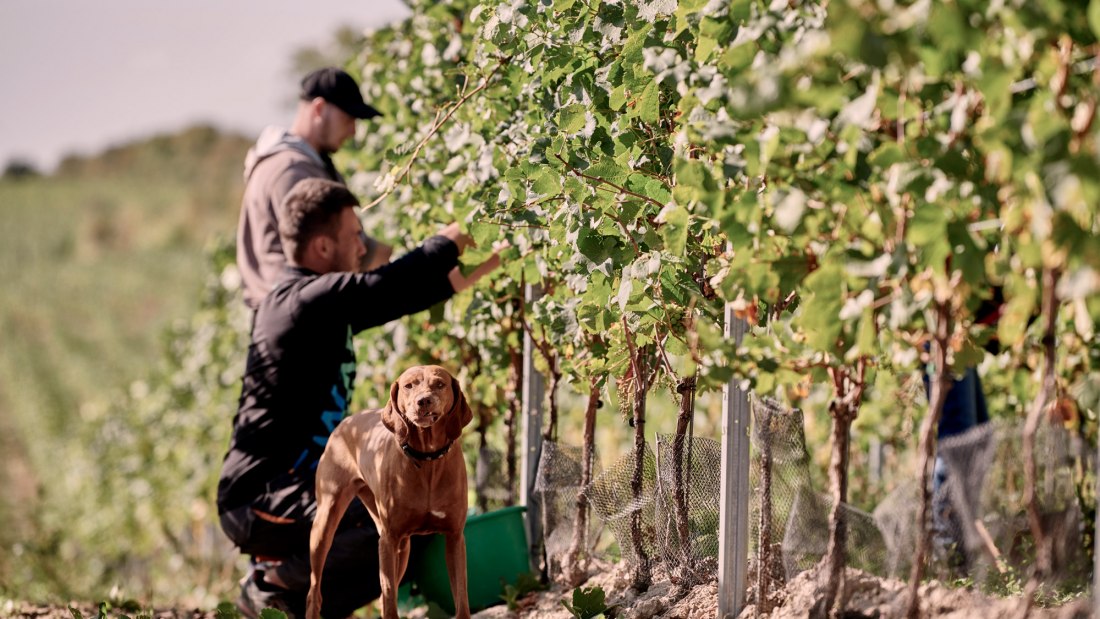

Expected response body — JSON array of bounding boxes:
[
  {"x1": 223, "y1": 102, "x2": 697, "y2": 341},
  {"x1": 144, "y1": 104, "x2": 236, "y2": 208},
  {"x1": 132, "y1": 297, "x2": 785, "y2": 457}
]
[
  {"x1": 563, "y1": 379, "x2": 600, "y2": 586},
  {"x1": 1021, "y1": 267, "x2": 1061, "y2": 605},
  {"x1": 907, "y1": 301, "x2": 953, "y2": 619}
]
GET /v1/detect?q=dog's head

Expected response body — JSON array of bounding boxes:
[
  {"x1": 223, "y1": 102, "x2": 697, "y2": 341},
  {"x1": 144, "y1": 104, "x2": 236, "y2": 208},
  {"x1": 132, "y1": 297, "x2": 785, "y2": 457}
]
[{"x1": 381, "y1": 365, "x2": 472, "y2": 444}]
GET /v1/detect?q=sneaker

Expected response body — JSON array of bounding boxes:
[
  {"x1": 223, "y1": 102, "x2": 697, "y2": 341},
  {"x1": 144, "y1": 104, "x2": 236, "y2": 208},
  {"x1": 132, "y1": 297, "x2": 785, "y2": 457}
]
[{"x1": 236, "y1": 569, "x2": 300, "y2": 619}]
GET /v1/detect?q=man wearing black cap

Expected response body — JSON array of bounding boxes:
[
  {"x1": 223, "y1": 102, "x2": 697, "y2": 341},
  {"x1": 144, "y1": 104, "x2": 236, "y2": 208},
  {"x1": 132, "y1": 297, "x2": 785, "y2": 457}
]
[{"x1": 236, "y1": 66, "x2": 393, "y2": 310}]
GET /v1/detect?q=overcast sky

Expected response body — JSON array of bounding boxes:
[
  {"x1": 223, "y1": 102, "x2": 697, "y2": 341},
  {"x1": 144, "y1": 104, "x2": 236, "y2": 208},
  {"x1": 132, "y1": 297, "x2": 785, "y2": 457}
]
[{"x1": 0, "y1": 0, "x2": 410, "y2": 171}]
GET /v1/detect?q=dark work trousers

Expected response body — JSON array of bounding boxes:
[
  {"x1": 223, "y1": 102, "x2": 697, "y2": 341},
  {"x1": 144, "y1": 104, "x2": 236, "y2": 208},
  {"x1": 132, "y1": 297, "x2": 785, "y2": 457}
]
[{"x1": 220, "y1": 496, "x2": 383, "y2": 618}]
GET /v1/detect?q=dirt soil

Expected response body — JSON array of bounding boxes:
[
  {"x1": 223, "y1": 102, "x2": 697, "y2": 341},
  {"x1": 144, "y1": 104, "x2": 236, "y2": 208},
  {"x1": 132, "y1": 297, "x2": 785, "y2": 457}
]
[
  {"x1": 468, "y1": 561, "x2": 1092, "y2": 619},
  {"x1": 470, "y1": 560, "x2": 718, "y2": 619},
  {"x1": 4, "y1": 564, "x2": 1093, "y2": 619},
  {"x1": 738, "y1": 567, "x2": 1092, "y2": 619},
  {"x1": 0, "y1": 601, "x2": 218, "y2": 619}
]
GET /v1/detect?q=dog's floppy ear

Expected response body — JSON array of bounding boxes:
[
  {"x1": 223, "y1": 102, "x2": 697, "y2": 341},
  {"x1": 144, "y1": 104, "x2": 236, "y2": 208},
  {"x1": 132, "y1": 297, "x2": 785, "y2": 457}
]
[
  {"x1": 380, "y1": 378, "x2": 409, "y2": 444},
  {"x1": 444, "y1": 374, "x2": 474, "y2": 442}
]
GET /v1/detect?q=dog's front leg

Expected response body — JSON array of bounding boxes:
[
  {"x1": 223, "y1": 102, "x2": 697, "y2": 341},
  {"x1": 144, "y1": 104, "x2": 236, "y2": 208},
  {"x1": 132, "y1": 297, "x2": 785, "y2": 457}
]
[
  {"x1": 306, "y1": 487, "x2": 355, "y2": 619},
  {"x1": 395, "y1": 535, "x2": 412, "y2": 583},
  {"x1": 443, "y1": 531, "x2": 471, "y2": 619},
  {"x1": 377, "y1": 530, "x2": 403, "y2": 619}
]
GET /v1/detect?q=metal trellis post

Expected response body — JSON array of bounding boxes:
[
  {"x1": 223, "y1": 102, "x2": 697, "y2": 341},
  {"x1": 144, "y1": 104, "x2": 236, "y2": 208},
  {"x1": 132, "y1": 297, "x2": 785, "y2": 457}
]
[
  {"x1": 718, "y1": 306, "x2": 751, "y2": 618},
  {"x1": 869, "y1": 436, "x2": 883, "y2": 485},
  {"x1": 520, "y1": 283, "x2": 545, "y2": 574}
]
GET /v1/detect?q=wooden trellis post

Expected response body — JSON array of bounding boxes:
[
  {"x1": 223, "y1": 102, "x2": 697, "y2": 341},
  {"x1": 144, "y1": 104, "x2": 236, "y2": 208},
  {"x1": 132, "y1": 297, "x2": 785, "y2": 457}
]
[
  {"x1": 718, "y1": 306, "x2": 751, "y2": 618},
  {"x1": 520, "y1": 283, "x2": 545, "y2": 573}
]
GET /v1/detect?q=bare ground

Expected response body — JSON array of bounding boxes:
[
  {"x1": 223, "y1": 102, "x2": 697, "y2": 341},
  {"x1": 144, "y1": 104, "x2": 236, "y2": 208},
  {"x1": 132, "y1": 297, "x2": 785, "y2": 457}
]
[
  {"x1": 469, "y1": 560, "x2": 718, "y2": 619},
  {"x1": 4, "y1": 564, "x2": 1093, "y2": 619},
  {"x1": 0, "y1": 601, "x2": 218, "y2": 619},
  {"x1": 468, "y1": 561, "x2": 1093, "y2": 619}
]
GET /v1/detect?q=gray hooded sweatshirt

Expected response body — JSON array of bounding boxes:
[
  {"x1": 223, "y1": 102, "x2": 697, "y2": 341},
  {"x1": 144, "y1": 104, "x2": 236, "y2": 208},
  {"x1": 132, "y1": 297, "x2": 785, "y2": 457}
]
[{"x1": 235, "y1": 126, "x2": 375, "y2": 310}]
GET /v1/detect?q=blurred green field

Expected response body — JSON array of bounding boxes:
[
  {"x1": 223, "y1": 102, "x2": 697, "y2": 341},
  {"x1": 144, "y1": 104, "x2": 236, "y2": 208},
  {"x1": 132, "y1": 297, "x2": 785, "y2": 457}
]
[{"x1": 0, "y1": 126, "x2": 250, "y2": 596}]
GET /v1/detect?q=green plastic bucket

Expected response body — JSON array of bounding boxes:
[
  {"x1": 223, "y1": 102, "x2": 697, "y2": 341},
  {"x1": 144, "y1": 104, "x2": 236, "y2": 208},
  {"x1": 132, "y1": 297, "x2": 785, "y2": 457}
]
[{"x1": 409, "y1": 505, "x2": 530, "y2": 613}]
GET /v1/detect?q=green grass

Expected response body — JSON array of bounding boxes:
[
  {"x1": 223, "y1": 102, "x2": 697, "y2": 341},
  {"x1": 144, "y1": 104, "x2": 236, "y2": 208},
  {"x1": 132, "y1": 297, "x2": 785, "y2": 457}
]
[
  {"x1": 0, "y1": 127, "x2": 250, "y2": 597},
  {"x1": 0, "y1": 176, "x2": 226, "y2": 425}
]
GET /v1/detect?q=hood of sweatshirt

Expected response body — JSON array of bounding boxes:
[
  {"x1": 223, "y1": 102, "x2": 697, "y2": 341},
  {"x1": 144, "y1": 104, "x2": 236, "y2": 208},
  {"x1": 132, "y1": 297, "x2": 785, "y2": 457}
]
[{"x1": 242, "y1": 126, "x2": 325, "y2": 181}]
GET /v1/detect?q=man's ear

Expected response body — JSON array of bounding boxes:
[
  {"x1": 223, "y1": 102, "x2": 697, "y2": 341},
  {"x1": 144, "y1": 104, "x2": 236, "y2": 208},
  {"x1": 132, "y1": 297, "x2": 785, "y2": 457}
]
[
  {"x1": 315, "y1": 234, "x2": 334, "y2": 259},
  {"x1": 300, "y1": 234, "x2": 332, "y2": 267},
  {"x1": 444, "y1": 375, "x2": 474, "y2": 442},
  {"x1": 381, "y1": 378, "x2": 409, "y2": 444},
  {"x1": 309, "y1": 96, "x2": 327, "y2": 119}
]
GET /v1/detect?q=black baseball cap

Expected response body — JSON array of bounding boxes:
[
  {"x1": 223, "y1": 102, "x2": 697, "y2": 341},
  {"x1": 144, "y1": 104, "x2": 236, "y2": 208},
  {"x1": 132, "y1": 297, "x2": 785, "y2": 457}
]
[{"x1": 300, "y1": 67, "x2": 381, "y2": 120}]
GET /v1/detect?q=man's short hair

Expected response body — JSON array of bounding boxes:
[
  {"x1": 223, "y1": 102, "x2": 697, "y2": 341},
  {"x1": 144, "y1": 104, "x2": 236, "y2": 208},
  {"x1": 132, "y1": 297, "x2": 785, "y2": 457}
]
[{"x1": 280, "y1": 178, "x2": 360, "y2": 263}]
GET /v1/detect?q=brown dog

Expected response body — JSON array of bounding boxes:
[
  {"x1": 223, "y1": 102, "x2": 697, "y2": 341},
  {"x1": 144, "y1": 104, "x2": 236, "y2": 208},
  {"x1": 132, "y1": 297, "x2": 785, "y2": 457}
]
[{"x1": 305, "y1": 365, "x2": 473, "y2": 619}]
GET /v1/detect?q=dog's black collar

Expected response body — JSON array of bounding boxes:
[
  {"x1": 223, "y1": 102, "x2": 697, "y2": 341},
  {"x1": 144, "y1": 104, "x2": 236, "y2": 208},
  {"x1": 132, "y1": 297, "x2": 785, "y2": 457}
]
[{"x1": 400, "y1": 440, "x2": 454, "y2": 467}]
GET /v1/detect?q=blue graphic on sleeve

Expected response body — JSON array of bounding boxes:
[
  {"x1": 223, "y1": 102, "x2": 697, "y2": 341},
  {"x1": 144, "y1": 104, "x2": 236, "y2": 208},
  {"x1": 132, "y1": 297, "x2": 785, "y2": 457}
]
[
  {"x1": 306, "y1": 327, "x2": 358, "y2": 469},
  {"x1": 290, "y1": 448, "x2": 309, "y2": 473},
  {"x1": 309, "y1": 384, "x2": 349, "y2": 468},
  {"x1": 314, "y1": 385, "x2": 347, "y2": 447}
]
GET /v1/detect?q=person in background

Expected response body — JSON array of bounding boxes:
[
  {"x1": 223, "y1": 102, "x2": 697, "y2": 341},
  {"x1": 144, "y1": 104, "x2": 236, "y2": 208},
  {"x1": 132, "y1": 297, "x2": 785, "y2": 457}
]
[
  {"x1": 236, "y1": 66, "x2": 393, "y2": 310},
  {"x1": 929, "y1": 290, "x2": 1002, "y2": 570}
]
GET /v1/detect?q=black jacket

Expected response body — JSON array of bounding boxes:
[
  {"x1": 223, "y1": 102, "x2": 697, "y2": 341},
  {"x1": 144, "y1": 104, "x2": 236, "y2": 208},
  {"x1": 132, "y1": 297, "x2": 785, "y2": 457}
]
[{"x1": 217, "y1": 235, "x2": 458, "y2": 517}]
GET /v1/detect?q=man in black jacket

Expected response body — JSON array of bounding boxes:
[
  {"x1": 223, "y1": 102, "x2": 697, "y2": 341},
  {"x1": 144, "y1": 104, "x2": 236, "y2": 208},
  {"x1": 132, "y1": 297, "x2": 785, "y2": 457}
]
[{"x1": 217, "y1": 178, "x2": 499, "y2": 618}]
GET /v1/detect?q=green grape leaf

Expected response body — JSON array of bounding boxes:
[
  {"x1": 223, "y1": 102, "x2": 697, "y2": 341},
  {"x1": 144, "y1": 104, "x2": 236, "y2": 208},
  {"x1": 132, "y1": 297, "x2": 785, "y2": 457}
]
[
  {"x1": 658, "y1": 203, "x2": 689, "y2": 256},
  {"x1": 1091, "y1": 0, "x2": 1100, "y2": 40},
  {"x1": 558, "y1": 104, "x2": 588, "y2": 133}
]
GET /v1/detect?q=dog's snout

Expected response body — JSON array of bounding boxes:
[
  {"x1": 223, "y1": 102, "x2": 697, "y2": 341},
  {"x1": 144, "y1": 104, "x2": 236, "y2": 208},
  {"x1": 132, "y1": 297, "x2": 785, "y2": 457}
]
[{"x1": 417, "y1": 395, "x2": 432, "y2": 407}]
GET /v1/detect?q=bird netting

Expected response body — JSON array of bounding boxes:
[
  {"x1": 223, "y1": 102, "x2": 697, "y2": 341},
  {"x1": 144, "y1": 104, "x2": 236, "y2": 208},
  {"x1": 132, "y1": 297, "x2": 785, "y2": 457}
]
[{"x1": 524, "y1": 396, "x2": 1092, "y2": 600}]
